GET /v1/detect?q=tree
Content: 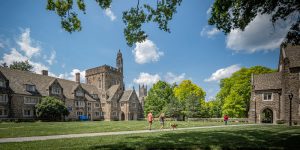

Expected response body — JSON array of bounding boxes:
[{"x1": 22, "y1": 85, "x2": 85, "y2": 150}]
[
  {"x1": 201, "y1": 99, "x2": 222, "y2": 118},
  {"x1": 173, "y1": 80, "x2": 206, "y2": 119},
  {"x1": 36, "y1": 96, "x2": 69, "y2": 121},
  {"x1": 9, "y1": 60, "x2": 33, "y2": 71},
  {"x1": 209, "y1": 0, "x2": 300, "y2": 46},
  {"x1": 46, "y1": 0, "x2": 182, "y2": 46},
  {"x1": 162, "y1": 95, "x2": 183, "y2": 119},
  {"x1": 144, "y1": 81, "x2": 173, "y2": 117},
  {"x1": 216, "y1": 66, "x2": 275, "y2": 118}
]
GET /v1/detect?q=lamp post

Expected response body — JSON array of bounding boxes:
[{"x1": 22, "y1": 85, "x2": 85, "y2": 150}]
[{"x1": 288, "y1": 93, "x2": 293, "y2": 126}]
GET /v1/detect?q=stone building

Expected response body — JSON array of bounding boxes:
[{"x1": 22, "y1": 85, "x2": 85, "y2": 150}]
[
  {"x1": 0, "y1": 50, "x2": 145, "y2": 121},
  {"x1": 248, "y1": 45, "x2": 300, "y2": 124}
]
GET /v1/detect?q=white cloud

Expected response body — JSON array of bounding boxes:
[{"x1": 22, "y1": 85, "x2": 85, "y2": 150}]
[
  {"x1": 133, "y1": 72, "x2": 160, "y2": 86},
  {"x1": 0, "y1": 43, "x2": 4, "y2": 49},
  {"x1": 164, "y1": 72, "x2": 186, "y2": 84},
  {"x1": 58, "y1": 69, "x2": 86, "y2": 82},
  {"x1": 201, "y1": 26, "x2": 220, "y2": 38},
  {"x1": 133, "y1": 39, "x2": 164, "y2": 64},
  {"x1": 204, "y1": 64, "x2": 241, "y2": 82},
  {"x1": 46, "y1": 50, "x2": 56, "y2": 65},
  {"x1": 133, "y1": 72, "x2": 187, "y2": 87},
  {"x1": 104, "y1": 8, "x2": 116, "y2": 21},
  {"x1": 17, "y1": 28, "x2": 40, "y2": 58},
  {"x1": 226, "y1": 14, "x2": 294, "y2": 53},
  {"x1": 0, "y1": 48, "x2": 28, "y2": 65},
  {"x1": 0, "y1": 28, "x2": 61, "y2": 78}
]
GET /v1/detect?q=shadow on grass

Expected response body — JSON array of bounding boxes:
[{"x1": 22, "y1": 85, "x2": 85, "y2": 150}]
[{"x1": 89, "y1": 126, "x2": 300, "y2": 150}]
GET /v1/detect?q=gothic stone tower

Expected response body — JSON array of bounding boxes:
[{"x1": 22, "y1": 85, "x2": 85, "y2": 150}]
[
  {"x1": 138, "y1": 84, "x2": 147, "y2": 109},
  {"x1": 85, "y1": 50, "x2": 124, "y2": 92}
]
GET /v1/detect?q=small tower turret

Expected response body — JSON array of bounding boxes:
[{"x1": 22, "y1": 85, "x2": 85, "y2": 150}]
[
  {"x1": 116, "y1": 49, "x2": 123, "y2": 73},
  {"x1": 139, "y1": 84, "x2": 147, "y2": 109}
]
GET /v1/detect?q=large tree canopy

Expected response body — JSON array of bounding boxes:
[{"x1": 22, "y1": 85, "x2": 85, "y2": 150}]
[
  {"x1": 47, "y1": 0, "x2": 182, "y2": 46},
  {"x1": 216, "y1": 66, "x2": 275, "y2": 118},
  {"x1": 209, "y1": 0, "x2": 300, "y2": 46},
  {"x1": 173, "y1": 80, "x2": 206, "y2": 118},
  {"x1": 144, "y1": 80, "x2": 173, "y2": 117}
]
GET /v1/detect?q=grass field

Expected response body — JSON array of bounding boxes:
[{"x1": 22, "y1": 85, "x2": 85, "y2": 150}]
[
  {"x1": 1, "y1": 125, "x2": 300, "y2": 149},
  {"x1": 0, "y1": 120, "x2": 247, "y2": 138}
]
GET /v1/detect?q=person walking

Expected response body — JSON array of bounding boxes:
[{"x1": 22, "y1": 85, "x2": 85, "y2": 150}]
[
  {"x1": 159, "y1": 113, "x2": 165, "y2": 129},
  {"x1": 224, "y1": 114, "x2": 229, "y2": 125},
  {"x1": 147, "y1": 111, "x2": 154, "y2": 130}
]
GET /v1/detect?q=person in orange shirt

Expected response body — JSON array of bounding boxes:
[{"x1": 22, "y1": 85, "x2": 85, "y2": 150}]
[{"x1": 147, "y1": 111, "x2": 154, "y2": 130}]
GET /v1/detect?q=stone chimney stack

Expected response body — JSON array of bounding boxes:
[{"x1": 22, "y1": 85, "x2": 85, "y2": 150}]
[
  {"x1": 42, "y1": 70, "x2": 48, "y2": 76},
  {"x1": 76, "y1": 72, "x2": 80, "y2": 83}
]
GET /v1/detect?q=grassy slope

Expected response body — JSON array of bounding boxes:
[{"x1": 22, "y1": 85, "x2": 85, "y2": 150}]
[
  {"x1": 1, "y1": 125, "x2": 300, "y2": 150},
  {"x1": 0, "y1": 121, "x2": 246, "y2": 138}
]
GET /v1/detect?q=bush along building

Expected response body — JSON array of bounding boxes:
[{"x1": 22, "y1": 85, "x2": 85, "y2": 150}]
[
  {"x1": 248, "y1": 45, "x2": 300, "y2": 124},
  {"x1": 0, "y1": 50, "x2": 145, "y2": 121}
]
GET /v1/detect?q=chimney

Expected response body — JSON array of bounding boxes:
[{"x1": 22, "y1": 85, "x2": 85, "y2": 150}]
[
  {"x1": 75, "y1": 72, "x2": 80, "y2": 83},
  {"x1": 42, "y1": 70, "x2": 48, "y2": 76}
]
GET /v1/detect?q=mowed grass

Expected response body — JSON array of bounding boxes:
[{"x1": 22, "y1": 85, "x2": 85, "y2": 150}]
[
  {"x1": 0, "y1": 120, "x2": 246, "y2": 138},
  {"x1": 1, "y1": 125, "x2": 300, "y2": 150}
]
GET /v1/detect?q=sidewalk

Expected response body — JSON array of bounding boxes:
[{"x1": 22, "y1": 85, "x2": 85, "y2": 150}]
[{"x1": 0, "y1": 124, "x2": 258, "y2": 143}]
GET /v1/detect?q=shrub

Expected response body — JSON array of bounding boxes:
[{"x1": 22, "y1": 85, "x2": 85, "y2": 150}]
[{"x1": 36, "y1": 96, "x2": 69, "y2": 121}]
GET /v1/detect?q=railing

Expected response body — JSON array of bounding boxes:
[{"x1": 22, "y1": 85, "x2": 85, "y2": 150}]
[
  {"x1": 187, "y1": 118, "x2": 248, "y2": 123},
  {"x1": 141, "y1": 118, "x2": 248, "y2": 123}
]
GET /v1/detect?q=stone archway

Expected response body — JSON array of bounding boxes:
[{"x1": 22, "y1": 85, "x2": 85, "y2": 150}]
[
  {"x1": 261, "y1": 108, "x2": 273, "y2": 123},
  {"x1": 121, "y1": 112, "x2": 125, "y2": 121}
]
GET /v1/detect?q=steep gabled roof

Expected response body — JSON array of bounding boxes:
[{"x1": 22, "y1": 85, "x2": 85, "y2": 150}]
[
  {"x1": 253, "y1": 72, "x2": 282, "y2": 91},
  {"x1": 106, "y1": 84, "x2": 120, "y2": 101},
  {"x1": 120, "y1": 90, "x2": 133, "y2": 102},
  {"x1": 0, "y1": 67, "x2": 101, "y2": 100}
]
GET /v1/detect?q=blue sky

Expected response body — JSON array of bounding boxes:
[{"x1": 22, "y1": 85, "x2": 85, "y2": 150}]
[{"x1": 0, "y1": 0, "x2": 290, "y2": 100}]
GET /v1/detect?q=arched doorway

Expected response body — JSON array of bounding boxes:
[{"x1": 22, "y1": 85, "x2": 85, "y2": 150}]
[
  {"x1": 261, "y1": 108, "x2": 273, "y2": 123},
  {"x1": 121, "y1": 112, "x2": 125, "y2": 121}
]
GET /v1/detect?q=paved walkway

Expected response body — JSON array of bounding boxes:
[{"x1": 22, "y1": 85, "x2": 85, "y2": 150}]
[{"x1": 0, "y1": 124, "x2": 258, "y2": 143}]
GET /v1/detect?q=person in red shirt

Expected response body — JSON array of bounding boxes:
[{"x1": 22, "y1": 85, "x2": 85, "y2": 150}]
[
  {"x1": 147, "y1": 111, "x2": 154, "y2": 130},
  {"x1": 224, "y1": 114, "x2": 229, "y2": 125}
]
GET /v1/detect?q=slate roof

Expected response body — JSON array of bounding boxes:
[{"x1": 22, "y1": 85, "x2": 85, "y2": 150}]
[
  {"x1": 120, "y1": 90, "x2": 133, "y2": 101},
  {"x1": 0, "y1": 67, "x2": 101, "y2": 100},
  {"x1": 253, "y1": 72, "x2": 282, "y2": 90},
  {"x1": 106, "y1": 84, "x2": 120, "y2": 101},
  {"x1": 284, "y1": 45, "x2": 300, "y2": 68}
]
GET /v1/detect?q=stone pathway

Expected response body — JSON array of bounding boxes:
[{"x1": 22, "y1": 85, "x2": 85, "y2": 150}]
[{"x1": 0, "y1": 124, "x2": 258, "y2": 143}]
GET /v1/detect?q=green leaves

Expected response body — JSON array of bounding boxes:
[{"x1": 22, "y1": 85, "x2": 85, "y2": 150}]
[
  {"x1": 46, "y1": 0, "x2": 181, "y2": 47},
  {"x1": 217, "y1": 66, "x2": 275, "y2": 118},
  {"x1": 36, "y1": 96, "x2": 69, "y2": 121},
  {"x1": 144, "y1": 81, "x2": 173, "y2": 117},
  {"x1": 209, "y1": 0, "x2": 300, "y2": 45},
  {"x1": 9, "y1": 60, "x2": 33, "y2": 71},
  {"x1": 95, "y1": 0, "x2": 112, "y2": 9},
  {"x1": 123, "y1": 7, "x2": 147, "y2": 47}
]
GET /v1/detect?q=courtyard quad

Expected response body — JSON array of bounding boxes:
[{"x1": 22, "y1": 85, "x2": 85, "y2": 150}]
[
  {"x1": 0, "y1": 120, "x2": 247, "y2": 138},
  {"x1": 1, "y1": 124, "x2": 300, "y2": 149}
]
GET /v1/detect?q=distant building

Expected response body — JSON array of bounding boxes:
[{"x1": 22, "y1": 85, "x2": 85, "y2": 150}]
[
  {"x1": 248, "y1": 45, "x2": 300, "y2": 124},
  {"x1": 0, "y1": 50, "x2": 145, "y2": 121}
]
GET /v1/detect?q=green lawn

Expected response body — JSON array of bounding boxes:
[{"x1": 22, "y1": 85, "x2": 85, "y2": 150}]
[
  {"x1": 1, "y1": 125, "x2": 300, "y2": 149},
  {"x1": 0, "y1": 120, "x2": 246, "y2": 138}
]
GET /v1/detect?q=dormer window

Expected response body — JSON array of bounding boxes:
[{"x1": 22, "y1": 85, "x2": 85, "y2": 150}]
[
  {"x1": 26, "y1": 84, "x2": 36, "y2": 92},
  {"x1": 0, "y1": 79, "x2": 6, "y2": 88},
  {"x1": 52, "y1": 87, "x2": 61, "y2": 95},
  {"x1": 76, "y1": 90, "x2": 84, "y2": 97}
]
